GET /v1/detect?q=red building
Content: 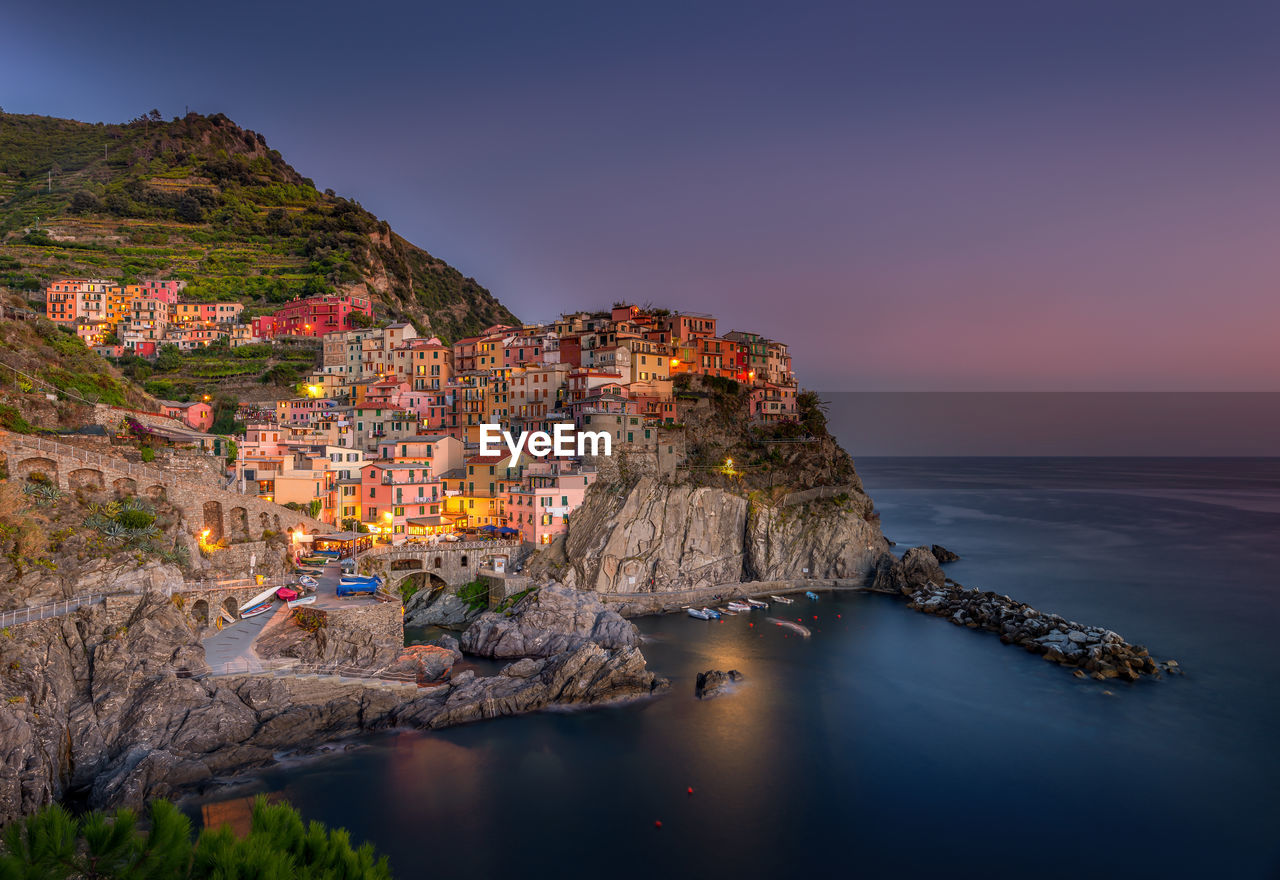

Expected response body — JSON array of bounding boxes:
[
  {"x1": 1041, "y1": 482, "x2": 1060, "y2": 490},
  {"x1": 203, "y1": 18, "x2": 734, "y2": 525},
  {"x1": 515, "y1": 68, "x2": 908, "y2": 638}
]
[{"x1": 254, "y1": 294, "x2": 373, "y2": 338}]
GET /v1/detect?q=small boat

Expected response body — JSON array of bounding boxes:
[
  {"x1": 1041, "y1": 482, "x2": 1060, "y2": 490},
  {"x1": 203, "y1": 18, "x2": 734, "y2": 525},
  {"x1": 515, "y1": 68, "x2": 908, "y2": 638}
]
[
  {"x1": 767, "y1": 616, "x2": 812, "y2": 637},
  {"x1": 805, "y1": 591, "x2": 820, "y2": 600},
  {"x1": 701, "y1": 607, "x2": 722, "y2": 619},
  {"x1": 240, "y1": 601, "x2": 274, "y2": 618},
  {"x1": 275, "y1": 587, "x2": 299, "y2": 602},
  {"x1": 687, "y1": 607, "x2": 714, "y2": 620},
  {"x1": 298, "y1": 575, "x2": 319, "y2": 589},
  {"x1": 239, "y1": 584, "x2": 281, "y2": 615},
  {"x1": 299, "y1": 555, "x2": 330, "y2": 565},
  {"x1": 287, "y1": 595, "x2": 316, "y2": 609},
  {"x1": 770, "y1": 595, "x2": 794, "y2": 604},
  {"x1": 726, "y1": 601, "x2": 752, "y2": 612},
  {"x1": 747, "y1": 598, "x2": 769, "y2": 609}
]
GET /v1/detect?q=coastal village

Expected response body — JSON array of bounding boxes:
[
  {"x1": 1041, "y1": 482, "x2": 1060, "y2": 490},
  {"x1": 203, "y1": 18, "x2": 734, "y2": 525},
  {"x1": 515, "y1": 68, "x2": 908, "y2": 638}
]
[{"x1": 41, "y1": 280, "x2": 799, "y2": 548}]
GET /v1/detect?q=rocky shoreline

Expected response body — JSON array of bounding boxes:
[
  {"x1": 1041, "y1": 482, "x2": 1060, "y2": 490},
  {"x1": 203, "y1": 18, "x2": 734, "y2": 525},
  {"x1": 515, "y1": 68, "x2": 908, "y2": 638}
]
[{"x1": 0, "y1": 586, "x2": 665, "y2": 823}]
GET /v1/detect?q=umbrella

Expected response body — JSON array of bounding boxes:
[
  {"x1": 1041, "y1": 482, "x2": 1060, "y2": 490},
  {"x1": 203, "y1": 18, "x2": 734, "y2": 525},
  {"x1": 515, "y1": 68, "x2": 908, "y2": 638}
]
[
  {"x1": 498, "y1": 527, "x2": 518, "y2": 535},
  {"x1": 478, "y1": 524, "x2": 498, "y2": 533}
]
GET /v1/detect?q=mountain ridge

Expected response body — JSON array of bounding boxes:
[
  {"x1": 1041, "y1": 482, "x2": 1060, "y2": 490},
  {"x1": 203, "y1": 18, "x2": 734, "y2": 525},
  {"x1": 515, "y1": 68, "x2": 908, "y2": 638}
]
[{"x1": 0, "y1": 110, "x2": 518, "y2": 341}]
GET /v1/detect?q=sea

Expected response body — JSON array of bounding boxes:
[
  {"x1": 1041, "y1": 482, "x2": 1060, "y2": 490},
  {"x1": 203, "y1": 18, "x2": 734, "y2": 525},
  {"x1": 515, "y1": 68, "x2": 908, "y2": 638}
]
[{"x1": 189, "y1": 457, "x2": 1280, "y2": 879}]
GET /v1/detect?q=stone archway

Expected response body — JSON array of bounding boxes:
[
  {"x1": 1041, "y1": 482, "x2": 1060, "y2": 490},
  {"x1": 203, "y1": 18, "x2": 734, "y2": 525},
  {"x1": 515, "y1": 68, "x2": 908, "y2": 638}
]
[
  {"x1": 144, "y1": 484, "x2": 166, "y2": 502},
  {"x1": 203, "y1": 501, "x2": 224, "y2": 542},
  {"x1": 16, "y1": 457, "x2": 57, "y2": 484},
  {"x1": 259, "y1": 512, "x2": 270, "y2": 535},
  {"x1": 221, "y1": 597, "x2": 239, "y2": 622},
  {"x1": 69, "y1": 468, "x2": 105, "y2": 492},
  {"x1": 190, "y1": 599, "x2": 210, "y2": 627},
  {"x1": 272, "y1": 514, "x2": 281, "y2": 532},
  {"x1": 229, "y1": 507, "x2": 249, "y2": 542},
  {"x1": 113, "y1": 477, "x2": 137, "y2": 498},
  {"x1": 433, "y1": 556, "x2": 443, "y2": 569}
]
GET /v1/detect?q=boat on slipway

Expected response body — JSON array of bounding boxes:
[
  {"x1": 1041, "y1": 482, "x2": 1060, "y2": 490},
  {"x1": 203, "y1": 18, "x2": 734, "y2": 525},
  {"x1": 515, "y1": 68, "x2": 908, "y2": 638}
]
[{"x1": 239, "y1": 585, "x2": 281, "y2": 616}]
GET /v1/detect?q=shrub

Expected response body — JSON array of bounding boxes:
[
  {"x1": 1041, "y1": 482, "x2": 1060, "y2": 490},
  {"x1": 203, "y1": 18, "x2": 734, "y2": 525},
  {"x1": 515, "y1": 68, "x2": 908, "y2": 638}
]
[
  {"x1": 139, "y1": 446, "x2": 155, "y2": 463},
  {"x1": 294, "y1": 607, "x2": 327, "y2": 633},
  {"x1": 0, "y1": 796, "x2": 391, "y2": 879},
  {"x1": 115, "y1": 509, "x2": 155, "y2": 529}
]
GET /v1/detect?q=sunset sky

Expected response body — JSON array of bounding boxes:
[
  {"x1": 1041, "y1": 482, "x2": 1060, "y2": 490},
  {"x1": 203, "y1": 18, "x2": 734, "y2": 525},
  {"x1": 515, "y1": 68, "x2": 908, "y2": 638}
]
[{"x1": 4, "y1": 1, "x2": 1279, "y2": 391}]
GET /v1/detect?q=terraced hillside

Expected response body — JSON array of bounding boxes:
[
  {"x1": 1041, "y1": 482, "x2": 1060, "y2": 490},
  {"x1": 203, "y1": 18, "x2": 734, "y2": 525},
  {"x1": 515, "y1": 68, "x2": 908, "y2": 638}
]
[{"x1": 0, "y1": 111, "x2": 517, "y2": 340}]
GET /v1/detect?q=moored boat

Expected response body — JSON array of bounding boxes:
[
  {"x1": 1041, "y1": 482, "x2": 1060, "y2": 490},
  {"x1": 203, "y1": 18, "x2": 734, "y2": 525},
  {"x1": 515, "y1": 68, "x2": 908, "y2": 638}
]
[
  {"x1": 805, "y1": 591, "x2": 820, "y2": 600},
  {"x1": 701, "y1": 607, "x2": 722, "y2": 619},
  {"x1": 747, "y1": 598, "x2": 769, "y2": 608},
  {"x1": 687, "y1": 607, "x2": 713, "y2": 620},
  {"x1": 726, "y1": 601, "x2": 752, "y2": 612},
  {"x1": 770, "y1": 595, "x2": 794, "y2": 604},
  {"x1": 298, "y1": 575, "x2": 319, "y2": 589}
]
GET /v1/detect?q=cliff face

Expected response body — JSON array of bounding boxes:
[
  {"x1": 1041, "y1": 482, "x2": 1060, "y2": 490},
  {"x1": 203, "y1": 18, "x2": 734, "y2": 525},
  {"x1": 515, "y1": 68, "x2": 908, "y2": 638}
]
[
  {"x1": 745, "y1": 487, "x2": 889, "y2": 581},
  {"x1": 532, "y1": 476, "x2": 888, "y2": 592},
  {"x1": 542, "y1": 477, "x2": 749, "y2": 592}
]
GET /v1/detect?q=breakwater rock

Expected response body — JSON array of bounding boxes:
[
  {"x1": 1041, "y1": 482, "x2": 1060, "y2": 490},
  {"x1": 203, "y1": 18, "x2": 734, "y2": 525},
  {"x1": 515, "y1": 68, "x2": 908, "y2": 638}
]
[{"x1": 460, "y1": 584, "x2": 640, "y2": 659}]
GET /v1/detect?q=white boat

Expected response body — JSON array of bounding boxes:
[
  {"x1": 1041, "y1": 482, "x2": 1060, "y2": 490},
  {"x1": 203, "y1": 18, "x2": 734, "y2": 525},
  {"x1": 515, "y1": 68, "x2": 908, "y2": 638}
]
[
  {"x1": 726, "y1": 601, "x2": 752, "y2": 612},
  {"x1": 287, "y1": 595, "x2": 316, "y2": 609},
  {"x1": 298, "y1": 575, "x2": 319, "y2": 589},
  {"x1": 687, "y1": 607, "x2": 714, "y2": 620},
  {"x1": 238, "y1": 585, "x2": 280, "y2": 615},
  {"x1": 240, "y1": 601, "x2": 274, "y2": 618},
  {"x1": 770, "y1": 595, "x2": 794, "y2": 604},
  {"x1": 747, "y1": 598, "x2": 769, "y2": 608}
]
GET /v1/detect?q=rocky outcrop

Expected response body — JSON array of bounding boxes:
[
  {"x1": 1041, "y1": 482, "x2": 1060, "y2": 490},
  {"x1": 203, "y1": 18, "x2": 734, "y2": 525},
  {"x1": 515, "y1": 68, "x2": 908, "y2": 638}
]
[
  {"x1": 0, "y1": 591, "x2": 665, "y2": 823},
  {"x1": 395, "y1": 643, "x2": 667, "y2": 729},
  {"x1": 902, "y1": 580, "x2": 1178, "y2": 681},
  {"x1": 460, "y1": 584, "x2": 640, "y2": 659},
  {"x1": 931, "y1": 544, "x2": 960, "y2": 563},
  {"x1": 695, "y1": 669, "x2": 744, "y2": 699},
  {"x1": 254, "y1": 602, "x2": 402, "y2": 668},
  {"x1": 868, "y1": 546, "x2": 945, "y2": 593},
  {"x1": 746, "y1": 487, "x2": 887, "y2": 581},
  {"x1": 384, "y1": 643, "x2": 461, "y2": 684},
  {"x1": 403, "y1": 587, "x2": 477, "y2": 630}
]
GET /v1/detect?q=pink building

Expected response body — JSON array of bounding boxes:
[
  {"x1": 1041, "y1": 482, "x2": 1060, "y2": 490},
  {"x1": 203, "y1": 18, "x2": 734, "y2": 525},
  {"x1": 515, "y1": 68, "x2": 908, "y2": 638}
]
[
  {"x1": 359, "y1": 461, "x2": 443, "y2": 543},
  {"x1": 159, "y1": 400, "x2": 214, "y2": 432},
  {"x1": 504, "y1": 464, "x2": 596, "y2": 545}
]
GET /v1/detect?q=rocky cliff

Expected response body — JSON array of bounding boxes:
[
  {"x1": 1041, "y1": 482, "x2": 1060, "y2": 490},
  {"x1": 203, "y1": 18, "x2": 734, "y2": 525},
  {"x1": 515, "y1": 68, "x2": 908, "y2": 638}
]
[
  {"x1": 460, "y1": 585, "x2": 641, "y2": 658},
  {"x1": 0, "y1": 589, "x2": 664, "y2": 823}
]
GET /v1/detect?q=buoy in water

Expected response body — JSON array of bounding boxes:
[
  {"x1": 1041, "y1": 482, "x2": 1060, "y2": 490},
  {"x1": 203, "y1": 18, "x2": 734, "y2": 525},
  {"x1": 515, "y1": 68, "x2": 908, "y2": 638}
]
[
  {"x1": 687, "y1": 787, "x2": 694, "y2": 795},
  {"x1": 654, "y1": 820, "x2": 663, "y2": 829}
]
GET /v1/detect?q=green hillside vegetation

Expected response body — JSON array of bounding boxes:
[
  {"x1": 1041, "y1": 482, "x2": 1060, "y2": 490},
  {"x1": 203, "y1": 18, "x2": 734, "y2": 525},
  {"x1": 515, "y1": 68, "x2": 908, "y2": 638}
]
[
  {"x1": 0, "y1": 110, "x2": 517, "y2": 341},
  {"x1": 0, "y1": 311, "x2": 154, "y2": 428}
]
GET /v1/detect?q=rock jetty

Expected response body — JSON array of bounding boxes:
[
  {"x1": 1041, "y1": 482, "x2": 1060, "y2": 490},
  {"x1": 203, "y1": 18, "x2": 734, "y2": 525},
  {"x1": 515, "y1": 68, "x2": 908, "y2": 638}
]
[{"x1": 875, "y1": 546, "x2": 1178, "y2": 681}]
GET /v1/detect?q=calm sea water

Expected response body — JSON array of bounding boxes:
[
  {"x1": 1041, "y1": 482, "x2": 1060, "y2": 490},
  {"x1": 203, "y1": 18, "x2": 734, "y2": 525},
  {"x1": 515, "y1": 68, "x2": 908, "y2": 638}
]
[{"x1": 192, "y1": 458, "x2": 1280, "y2": 879}]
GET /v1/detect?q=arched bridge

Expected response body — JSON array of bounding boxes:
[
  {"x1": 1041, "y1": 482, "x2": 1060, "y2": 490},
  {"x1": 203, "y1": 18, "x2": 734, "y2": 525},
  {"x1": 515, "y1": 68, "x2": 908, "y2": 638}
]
[{"x1": 359, "y1": 540, "x2": 524, "y2": 589}]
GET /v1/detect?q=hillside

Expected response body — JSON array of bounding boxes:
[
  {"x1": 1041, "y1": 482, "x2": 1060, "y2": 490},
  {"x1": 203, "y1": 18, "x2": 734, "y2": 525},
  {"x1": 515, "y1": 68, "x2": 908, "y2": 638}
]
[{"x1": 0, "y1": 111, "x2": 517, "y2": 341}]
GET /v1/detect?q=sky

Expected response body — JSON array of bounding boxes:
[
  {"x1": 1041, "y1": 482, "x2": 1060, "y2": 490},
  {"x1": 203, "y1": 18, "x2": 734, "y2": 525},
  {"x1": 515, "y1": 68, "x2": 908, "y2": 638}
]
[{"x1": 3, "y1": 0, "x2": 1279, "y2": 392}]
